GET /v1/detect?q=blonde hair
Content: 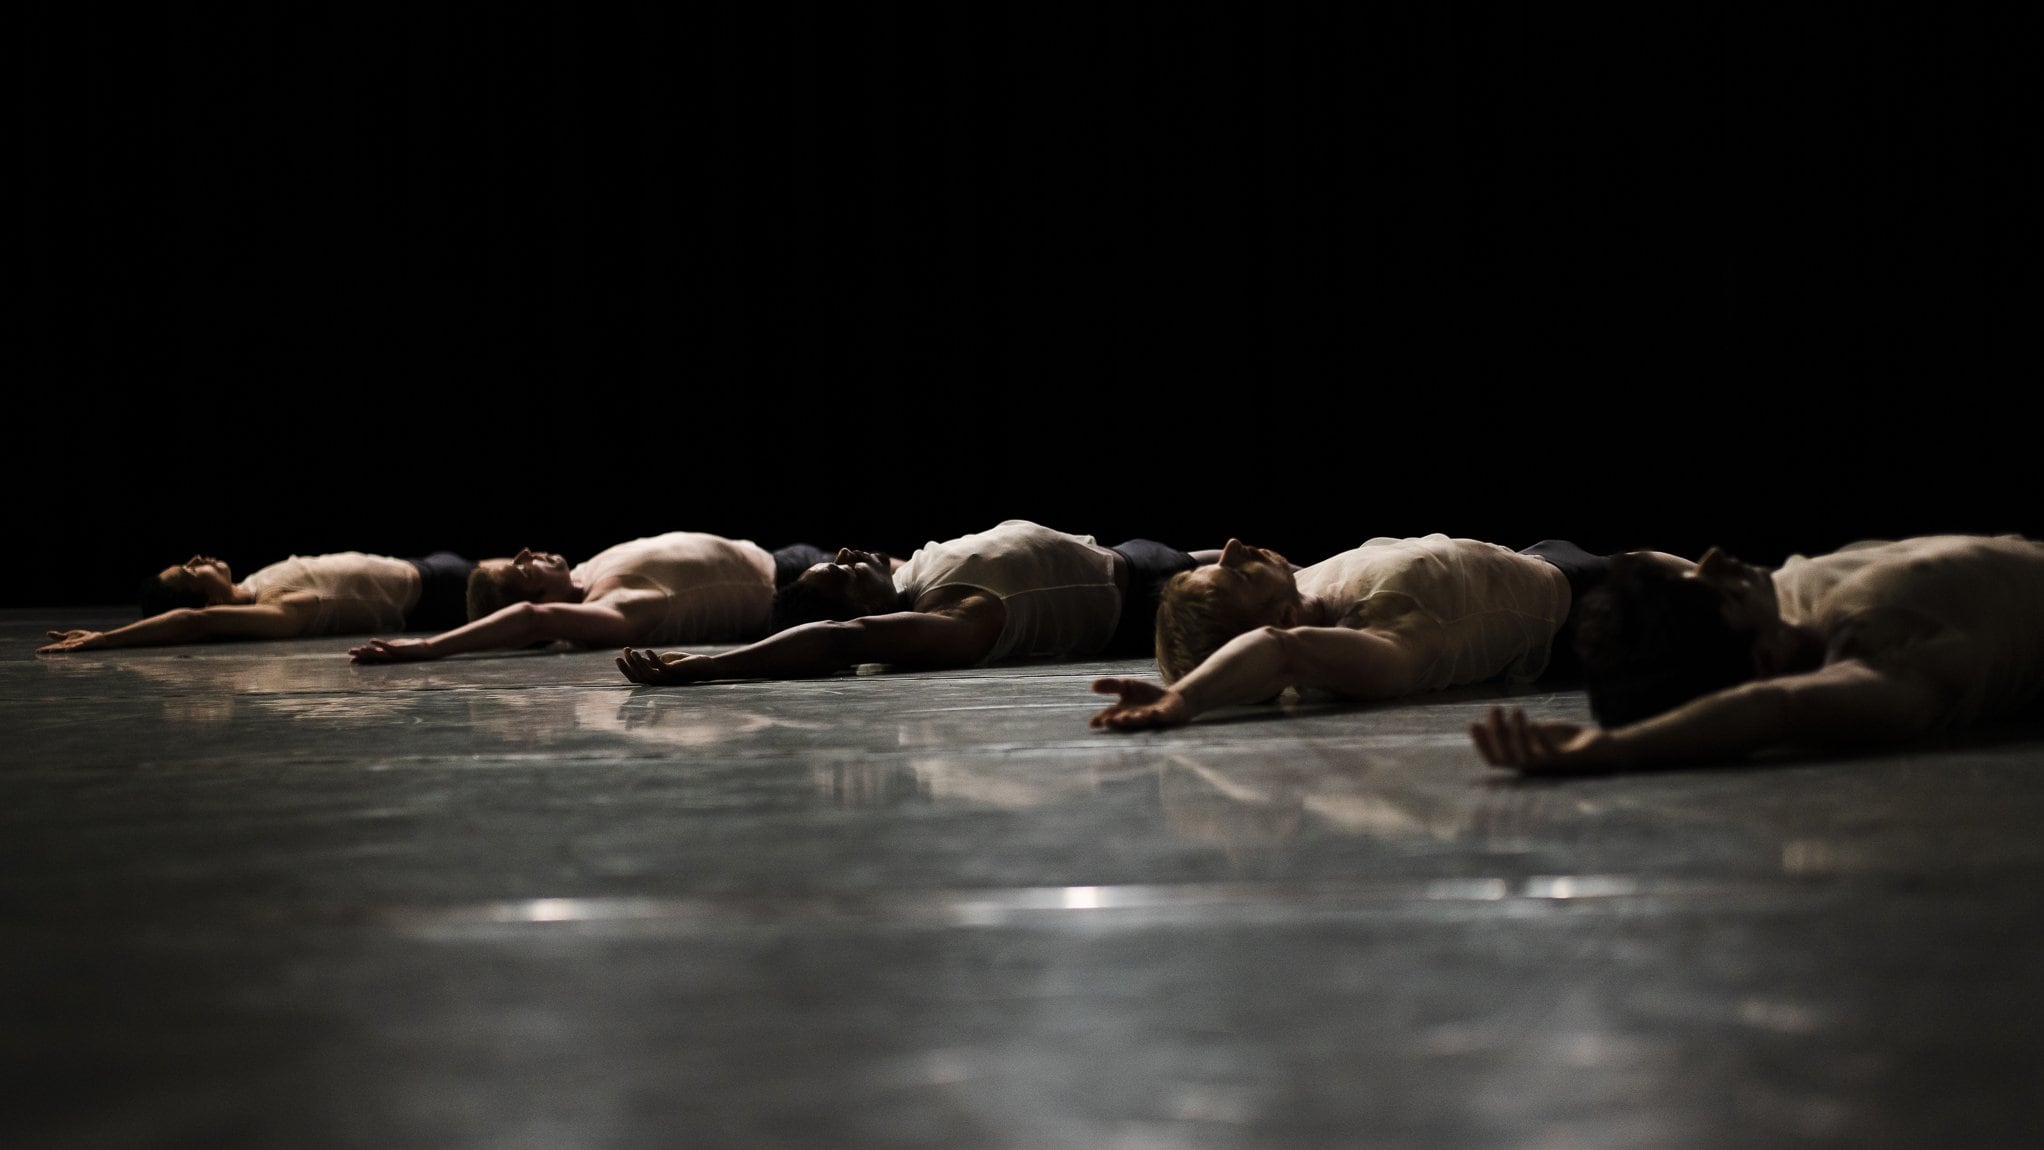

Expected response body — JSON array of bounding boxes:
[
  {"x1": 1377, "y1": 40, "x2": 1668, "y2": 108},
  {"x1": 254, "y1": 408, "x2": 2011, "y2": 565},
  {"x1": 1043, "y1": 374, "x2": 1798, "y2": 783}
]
[
  {"x1": 465, "y1": 560, "x2": 528, "y2": 621},
  {"x1": 1153, "y1": 570, "x2": 1263, "y2": 683}
]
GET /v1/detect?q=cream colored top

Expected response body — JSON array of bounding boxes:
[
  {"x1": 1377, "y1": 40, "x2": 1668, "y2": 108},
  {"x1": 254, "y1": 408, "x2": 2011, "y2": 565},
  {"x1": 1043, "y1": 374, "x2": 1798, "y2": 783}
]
[
  {"x1": 1295, "y1": 534, "x2": 1572, "y2": 691},
  {"x1": 892, "y1": 519, "x2": 1123, "y2": 665},
  {"x1": 1773, "y1": 534, "x2": 2044, "y2": 731}
]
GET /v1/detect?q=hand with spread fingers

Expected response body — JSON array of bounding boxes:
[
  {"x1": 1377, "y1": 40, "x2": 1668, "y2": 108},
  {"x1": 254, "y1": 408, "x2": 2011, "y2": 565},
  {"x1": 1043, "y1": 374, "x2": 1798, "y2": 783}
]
[
  {"x1": 1468, "y1": 706, "x2": 1617, "y2": 774},
  {"x1": 39, "y1": 629, "x2": 111, "y2": 654},
  {"x1": 617, "y1": 646, "x2": 717, "y2": 685},
  {"x1": 1089, "y1": 677, "x2": 1194, "y2": 730}
]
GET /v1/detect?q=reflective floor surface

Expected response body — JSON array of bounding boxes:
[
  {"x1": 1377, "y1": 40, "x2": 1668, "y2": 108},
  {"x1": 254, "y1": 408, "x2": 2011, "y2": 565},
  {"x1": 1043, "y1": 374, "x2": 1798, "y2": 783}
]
[{"x1": 7, "y1": 607, "x2": 2044, "y2": 1149}]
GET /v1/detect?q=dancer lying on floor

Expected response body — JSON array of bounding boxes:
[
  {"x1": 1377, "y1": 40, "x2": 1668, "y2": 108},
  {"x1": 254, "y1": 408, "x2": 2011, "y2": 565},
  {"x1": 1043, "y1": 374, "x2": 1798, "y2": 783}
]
[
  {"x1": 1086, "y1": 534, "x2": 1695, "y2": 731},
  {"x1": 347, "y1": 532, "x2": 828, "y2": 663},
  {"x1": 1468, "y1": 533, "x2": 2044, "y2": 773},
  {"x1": 38, "y1": 550, "x2": 478, "y2": 653},
  {"x1": 613, "y1": 518, "x2": 1220, "y2": 683}
]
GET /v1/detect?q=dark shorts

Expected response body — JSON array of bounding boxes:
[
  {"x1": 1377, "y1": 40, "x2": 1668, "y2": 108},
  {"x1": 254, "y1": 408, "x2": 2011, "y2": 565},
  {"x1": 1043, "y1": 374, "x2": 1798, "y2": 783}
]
[
  {"x1": 1105, "y1": 539, "x2": 1203, "y2": 658},
  {"x1": 771, "y1": 543, "x2": 833, "y2": 588},
  {"x1": 1519, "y1": 539, "x2": 1612, "y2": 682},
  {"x1": 405, "y1": 551, "x2": 478, "y2": 632}
]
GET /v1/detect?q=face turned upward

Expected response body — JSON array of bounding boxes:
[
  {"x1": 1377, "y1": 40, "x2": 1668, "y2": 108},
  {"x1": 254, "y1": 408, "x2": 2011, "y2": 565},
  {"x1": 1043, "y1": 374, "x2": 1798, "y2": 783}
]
[
  {"x1": 1687, "y1": 547, "x2": 1780, "y2": 633},
  {"x1": 797, "y1": 548, "x2": 899, "y2": 617},
  {"x1": 487, "y1": 548, "x2": 576, "y2": 603},
  {"x1": 1153, "y1": 539, "x2": 1299, "y2": 683},
  {"x1": 155, "y1": 556, "x2": 236, "y2": 605},
  {"x1": 1197, "y1": 539, "x2": 1299, "y2": 627}
]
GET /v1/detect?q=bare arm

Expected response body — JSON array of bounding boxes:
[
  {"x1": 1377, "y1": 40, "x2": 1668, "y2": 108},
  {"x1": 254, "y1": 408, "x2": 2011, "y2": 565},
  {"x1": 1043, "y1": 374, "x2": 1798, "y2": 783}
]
[
  {"x1": 1470, "y1": 659, "x2": 1944, "y2": 773},
  {"x1": 38, "y1": 597, "x2": 316, "y2": 653},
  {"x1": 617, "y1": 608, "x2": 998, "y2": 684},
  {"x1": 1092, "y1": 624, "x2": 1426, "y2": 730},
  {"x1": 350, "y1": 599, "x2": 644, "y2": 663}
]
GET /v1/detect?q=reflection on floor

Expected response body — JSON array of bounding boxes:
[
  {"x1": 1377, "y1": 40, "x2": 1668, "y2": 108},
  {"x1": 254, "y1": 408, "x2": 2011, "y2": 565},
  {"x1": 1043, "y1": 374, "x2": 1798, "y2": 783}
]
[{"x1": 8, "y1": 607, "x2": 2044, "y2": 1149}]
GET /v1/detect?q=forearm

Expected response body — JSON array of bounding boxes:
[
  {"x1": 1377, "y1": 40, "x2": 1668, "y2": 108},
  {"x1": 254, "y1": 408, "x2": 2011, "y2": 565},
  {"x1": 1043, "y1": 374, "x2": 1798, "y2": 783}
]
[
  {"x1": 692, "y1": 624, "x2": 857, "y2": 680},
  {"x1": 94, "y1": 611, "x2": 213, "y2": 649},
  {"x1": 414, "y1": 607, "x2": 547, "y2": 659},
  {"x1": 1597, "y1": 681, "x2": 1801, "y2": 768}
]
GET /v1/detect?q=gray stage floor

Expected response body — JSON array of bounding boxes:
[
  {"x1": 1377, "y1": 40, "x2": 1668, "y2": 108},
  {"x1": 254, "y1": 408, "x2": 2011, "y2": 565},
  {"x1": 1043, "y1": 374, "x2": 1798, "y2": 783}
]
[{"x1": 7, "y1": 606, "x2": 2044, "y2": 1149}]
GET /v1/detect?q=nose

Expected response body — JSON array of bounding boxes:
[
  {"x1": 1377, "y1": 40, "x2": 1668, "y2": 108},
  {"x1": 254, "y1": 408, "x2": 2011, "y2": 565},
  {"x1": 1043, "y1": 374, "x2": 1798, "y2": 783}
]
[
  {"x1": 1220, "y1": 539, "x2": 1253, "y2": 564},
  {"x1": 835, "y1": 548, "x2": 861, "y2": 564}
]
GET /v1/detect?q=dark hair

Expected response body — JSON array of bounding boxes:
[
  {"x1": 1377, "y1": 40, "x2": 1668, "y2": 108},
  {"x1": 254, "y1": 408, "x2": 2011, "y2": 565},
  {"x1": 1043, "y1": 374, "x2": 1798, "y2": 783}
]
[
  {"x1": 1574, "y1": 554, "x2": 1759, "y2": 727},
  {"x1": 767, "y1": 578, "x2": 868, "y2": 634},
  {"x1": 138, "y1": 573, "x2": 207, "y2": 617},
  {"x1": 766, "y1": 551, "x2": 902, "y2": 633}
]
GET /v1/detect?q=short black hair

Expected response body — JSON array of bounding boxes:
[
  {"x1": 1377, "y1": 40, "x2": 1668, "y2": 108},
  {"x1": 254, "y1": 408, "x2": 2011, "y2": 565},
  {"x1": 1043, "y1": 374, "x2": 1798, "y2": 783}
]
[
  {"x1": 1574, "y1": 553, "x2": 1759, "y2": 727},
  {"x1": 768, "y1": 577, "x2": 875, "y2": 634}
]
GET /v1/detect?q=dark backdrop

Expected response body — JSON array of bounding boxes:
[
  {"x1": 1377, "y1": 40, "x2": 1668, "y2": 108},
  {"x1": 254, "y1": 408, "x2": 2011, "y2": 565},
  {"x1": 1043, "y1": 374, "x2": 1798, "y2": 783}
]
[{"x1": 17, "y1": 3, "x2": 2038, "y2": 611}]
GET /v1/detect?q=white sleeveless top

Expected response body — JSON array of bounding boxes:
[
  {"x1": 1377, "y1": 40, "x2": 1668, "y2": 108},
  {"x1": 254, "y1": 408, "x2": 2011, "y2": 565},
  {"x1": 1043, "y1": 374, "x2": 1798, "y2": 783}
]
[
  {"x1": 1294, "y1": 534, "x2": 1571, "y2": 691},
  {"x1": 892, "y1": 519, "x2": 1123, "y2": 665},
  {"x1": 1773, "y1": 534, "x2": 2044, "y2": 730}
]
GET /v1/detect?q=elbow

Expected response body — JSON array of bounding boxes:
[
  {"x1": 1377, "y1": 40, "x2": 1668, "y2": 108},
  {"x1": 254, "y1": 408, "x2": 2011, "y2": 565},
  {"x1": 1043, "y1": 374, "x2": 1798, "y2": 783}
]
[
  {"x1": 503, "y1": 600, "x2": 555, "y2": 642},
  {"x1": 1251, "y1": 625, "x2": 1306, "y2": 691},
  {"x1": 814, "y1": 619, "x2": 870, "y2": 661},
  {"x1": 1251, "y1": 626, "x2": 1297, "y2": 662}
]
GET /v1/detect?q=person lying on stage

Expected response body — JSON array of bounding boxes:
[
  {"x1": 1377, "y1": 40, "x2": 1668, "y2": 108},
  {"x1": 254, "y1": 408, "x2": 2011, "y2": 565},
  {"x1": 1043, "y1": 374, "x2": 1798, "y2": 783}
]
[
  {"x1": 614, "y1": 519, "x2": 1220, "y2": 683},
  {"x1": 1468, "y1": 534, "x2": 2044, "y2": 774}
]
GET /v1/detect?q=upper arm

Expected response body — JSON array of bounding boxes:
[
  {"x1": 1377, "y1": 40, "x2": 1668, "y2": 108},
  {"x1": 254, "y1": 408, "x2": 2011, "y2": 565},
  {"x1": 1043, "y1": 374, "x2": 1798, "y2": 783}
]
[
  {"x1": 1605, "y1": 659, "x2": 1944, "y2": 767},
  {"x1": 1745, "y1": 658, "x2": 1944, "y2": 745},
  {"x1": 528, "y1": 600, "x2": 643, "y2": 648},
  {"x1": 195, "y1": 598, "x2": 316, "y2": 640},
  {"x1": 1272, "y1": 625, "x2": 1432, "y2": 699}
]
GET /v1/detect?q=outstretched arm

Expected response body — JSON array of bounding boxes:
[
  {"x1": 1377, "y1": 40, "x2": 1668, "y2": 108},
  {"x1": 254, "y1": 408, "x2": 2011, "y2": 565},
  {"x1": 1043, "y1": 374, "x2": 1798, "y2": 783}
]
[
  {"x1": 1470, "y1": 658, "x2": 1943, "y2": 773},
  {"x1": 617, "y1": 609, "x2": 994, "y2": 685},
  {"x1": 38, "y1": 599, "x2": 313, "y2": 653},
  {"x1": 350, "y1": 600, "x2": 641, "y2": 663},
  {"x1": 1092, "y1": 624, "x2": 1427, "y2": 731}
]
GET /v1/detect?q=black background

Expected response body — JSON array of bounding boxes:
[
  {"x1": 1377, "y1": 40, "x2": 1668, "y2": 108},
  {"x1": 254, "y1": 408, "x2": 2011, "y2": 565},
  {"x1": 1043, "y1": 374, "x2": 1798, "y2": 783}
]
[{"x1": 17, "y1": 3, "x2": 2039, "y2": 612}]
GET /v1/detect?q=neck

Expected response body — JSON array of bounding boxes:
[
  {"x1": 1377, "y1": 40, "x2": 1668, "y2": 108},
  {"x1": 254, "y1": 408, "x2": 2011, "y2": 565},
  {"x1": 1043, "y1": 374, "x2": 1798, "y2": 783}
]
[{"x1": 1294, "y1": 592, "x2": 1332, "y2": 627}]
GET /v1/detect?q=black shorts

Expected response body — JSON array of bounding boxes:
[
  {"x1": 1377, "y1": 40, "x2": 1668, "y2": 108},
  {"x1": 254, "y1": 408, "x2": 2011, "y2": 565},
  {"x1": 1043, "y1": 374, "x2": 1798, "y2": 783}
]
[
  {"x1": 1104, "y1": 539, "x2": 1203, "y2": 658},
  {"x1": 1519, "y1": 539, "x2": 1612, "y2": 682},
  {"x1": 405, "y1": 551, "x2": 478, "y2": 632}
]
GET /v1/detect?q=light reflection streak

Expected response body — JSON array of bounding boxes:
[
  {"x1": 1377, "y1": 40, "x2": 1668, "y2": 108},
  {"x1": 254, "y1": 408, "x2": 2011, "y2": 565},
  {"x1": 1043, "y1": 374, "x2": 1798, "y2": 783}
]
[
  {"x1": 381, "y1": 876, "x2": 1658, "y2": 935},
  {"x1": 1522, "y1": 875, "x2": 1639, "y2": 900}
]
